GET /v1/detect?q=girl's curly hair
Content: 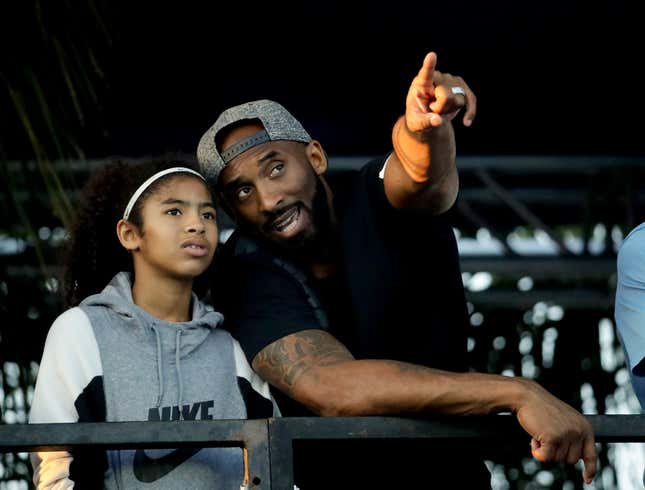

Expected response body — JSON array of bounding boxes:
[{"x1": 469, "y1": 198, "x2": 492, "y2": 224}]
[{"x1": 62, "y1": 158, "x2": 210, "y2": 308}]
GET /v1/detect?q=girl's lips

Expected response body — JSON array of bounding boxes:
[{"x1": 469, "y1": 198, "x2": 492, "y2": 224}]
[{"x1": 181, "y1": 241, "x2": 209, "y2": 257}]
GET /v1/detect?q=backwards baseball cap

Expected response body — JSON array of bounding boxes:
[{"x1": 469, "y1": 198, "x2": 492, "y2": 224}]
[{"x1": 197, "y1": 99, "x2": 312, "y2": 185}]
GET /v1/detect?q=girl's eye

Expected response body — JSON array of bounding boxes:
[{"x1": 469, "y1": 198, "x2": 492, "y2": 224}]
[
  {"x1": 166, "y1": 208, "x2": 181, "y2": 216},
  {"x1": 202, "y1": 211, "x2": 216, "y2": 220},
  {"x1": 269, "y1": 163, "x2": 284, "y2": 177}
]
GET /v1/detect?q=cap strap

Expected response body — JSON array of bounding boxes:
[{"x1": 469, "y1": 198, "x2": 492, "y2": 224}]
[{"x1": 220, "y1": 130, "x2": 270, "y2": 164}]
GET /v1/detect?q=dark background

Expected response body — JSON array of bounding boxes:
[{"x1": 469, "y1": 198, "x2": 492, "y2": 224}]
[{"x1": 3, "y1": 0, "x2": 644, "y2": 161}]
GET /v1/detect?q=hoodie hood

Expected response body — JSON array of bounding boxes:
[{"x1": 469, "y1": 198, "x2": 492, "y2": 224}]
[{"x1": 81, "y1": 272, "x2": 223, "y2": 333}]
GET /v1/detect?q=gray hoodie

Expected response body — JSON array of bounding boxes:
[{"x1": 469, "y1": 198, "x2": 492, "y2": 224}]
[{"x1": 30, "y1": 272, "x2": 278, "y2": 490}]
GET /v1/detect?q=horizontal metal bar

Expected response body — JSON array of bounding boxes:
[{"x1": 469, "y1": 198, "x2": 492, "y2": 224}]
[
  {"x1": 460, "y1": 188, "x2": 586, "y2": 205},
  {"x1": 466, "y1": 289, "x2": 613, "y2": 309},
  {"x1": 460, "y1": 257, "x2": 616, "y2": 279},
  {"x1": 4, "y1": 188, "x2": 635, "y2": 206},
  {"x1": 591, "y1": 415, "x2": 645, "y2": 442},
  {"x1": 270, "y1": 415, "x2": 524, "y2": 441},
  {"x1": 2, "y1": 257, "x2": 618, "y2": 280},
  {"x1": 3, "y1": 415, "x2": 642, "y2": 453},
  {"x1": 270, "y1": 415, "x2": 645, "y2": 443},
  {"x1": 0, "y1": 419, "x2": 272, "y2": 489},
  {"x1": 328, "y1": 155, "x2": 645, "y2": 172},
  {"x1": 459, "y1": 255, "x2": 616, "y2": 279},
  {"x1": 4, "y1": 155, "x2": 645, "y2": 175},
  {"x1": 0, "y1": 419, "x2": 267, "y2": 453}
]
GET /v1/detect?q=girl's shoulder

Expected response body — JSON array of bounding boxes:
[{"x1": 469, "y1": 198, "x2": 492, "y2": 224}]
[
  {"x1": 50, "y1": 307, "x2": 92, "y2": 333},
  {"x1": 45, "y1": 307, "x2": 97, "y2": 350}
]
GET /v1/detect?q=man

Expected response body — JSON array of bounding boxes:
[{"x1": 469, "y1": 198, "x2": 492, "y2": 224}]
[
  {"x1": 614, "y1": 222, "x2": 645, "y2": 485},
  {"x1": 197, "y1": 52, "x2": 596, "y2": 488}
]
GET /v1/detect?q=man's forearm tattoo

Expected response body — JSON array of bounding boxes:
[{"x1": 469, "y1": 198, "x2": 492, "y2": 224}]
[{"x1": 253, "y1": 330, "x2": 354, "y2": 394}]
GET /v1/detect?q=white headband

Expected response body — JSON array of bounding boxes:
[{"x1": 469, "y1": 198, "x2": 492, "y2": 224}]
[{"x1": 123, "y1": 167, "x2": 206, "y2": 221}]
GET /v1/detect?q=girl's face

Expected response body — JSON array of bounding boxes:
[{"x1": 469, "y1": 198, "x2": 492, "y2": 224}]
[{"x1": 133, "y1": 175, "x2": 218, "y2": 281}]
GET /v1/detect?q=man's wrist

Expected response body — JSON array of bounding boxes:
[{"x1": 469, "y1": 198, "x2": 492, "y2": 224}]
[
  {"x1": 392, "y1": 116, "x2": 431, "y2": 183},
  {"x1": 506, "y1": 377, "x2": 538, "y2": 413}
]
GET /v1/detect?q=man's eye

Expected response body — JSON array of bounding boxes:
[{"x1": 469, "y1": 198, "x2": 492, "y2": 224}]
[
  {"x1": 269, "y1": 164, "x2": 284, "y2": 177},
  {"x1": 236, "y1": 187, "x2": 252, "y2": 201},
  {"x1": 166, "y1": 208, "x2": 181, "y2": 216}
]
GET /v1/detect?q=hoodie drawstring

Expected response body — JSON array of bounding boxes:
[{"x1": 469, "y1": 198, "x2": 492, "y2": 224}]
[
  {"x1": 175, "y1": 329, "x2": 184, "y2": 411},
  {"x1": 152, "y1": 325, "x2": 184, "y2": 412},
  {"x1": 152, "y1": 325, "x2": 164, "y2": 408}
]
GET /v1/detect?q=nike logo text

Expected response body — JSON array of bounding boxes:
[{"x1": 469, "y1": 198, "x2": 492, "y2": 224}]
[{"x1": 147, "y1": 400, "x2": 215, "y2": 421}]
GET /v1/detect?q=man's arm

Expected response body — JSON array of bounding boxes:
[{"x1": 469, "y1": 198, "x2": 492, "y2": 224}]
[
  {"x1": 253, "y1": 329, "x2": 597, "y2": 484},
  {"x1": 384, "y1": 51, "x2": 476, "y2": 213}
]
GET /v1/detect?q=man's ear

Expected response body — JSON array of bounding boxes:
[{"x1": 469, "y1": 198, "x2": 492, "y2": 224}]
[
  {"x1": 306, "y1": 140, "x2": 328, "y2": 176},
  {"x1": 116, "y1": 219, "x2": 142, "y2": 252}
]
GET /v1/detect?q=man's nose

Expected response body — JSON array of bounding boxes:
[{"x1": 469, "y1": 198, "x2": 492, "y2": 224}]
[{"x1": 257, "y1": 185, "x2": 283, "y2": 213}]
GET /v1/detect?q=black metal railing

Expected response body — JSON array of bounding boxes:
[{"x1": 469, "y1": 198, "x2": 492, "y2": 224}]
[{"x1": 2, "y1": 415, "x2": 644, "y2": 489}]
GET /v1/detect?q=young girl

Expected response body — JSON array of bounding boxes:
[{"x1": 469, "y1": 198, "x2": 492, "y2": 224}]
[{"x1": 29, "y1": 159, "x2": 278, "y2": 489}]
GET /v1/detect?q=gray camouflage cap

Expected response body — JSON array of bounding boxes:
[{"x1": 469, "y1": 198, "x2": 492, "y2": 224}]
[{"x1": 196, "y1": 99, "x2": 311, "y2": 185}]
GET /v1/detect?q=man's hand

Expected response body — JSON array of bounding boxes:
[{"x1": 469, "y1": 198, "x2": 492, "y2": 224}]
[
  {"x1": 514, "y1": 379, "x2": 597, "y2": 484},
  {"x1": 405, "y1": 51, "x2": 477, "y2": 133}
]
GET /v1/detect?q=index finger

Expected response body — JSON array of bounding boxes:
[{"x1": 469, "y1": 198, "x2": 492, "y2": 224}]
[
  {"x1": 416, "y1": 52, "x2": 438, "y2": 85},
  {"x1": 581, "y1": 435, "x2": 597, "y2": 484}
]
